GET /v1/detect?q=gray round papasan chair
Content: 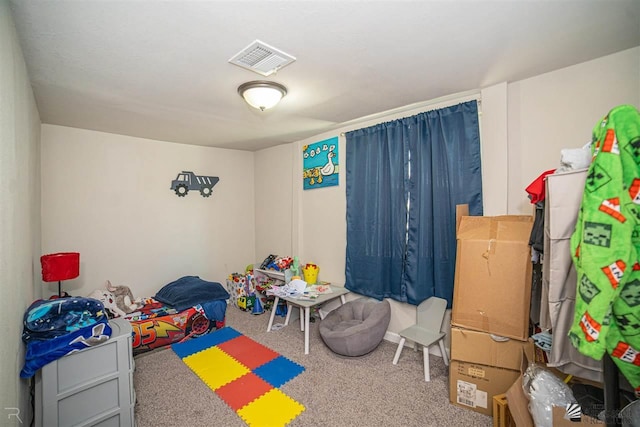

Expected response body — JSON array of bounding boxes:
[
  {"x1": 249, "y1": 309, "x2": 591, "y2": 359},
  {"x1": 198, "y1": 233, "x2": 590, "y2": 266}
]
[{"x1": 319, "y1": 298, "x2": 391, "y2": 357}]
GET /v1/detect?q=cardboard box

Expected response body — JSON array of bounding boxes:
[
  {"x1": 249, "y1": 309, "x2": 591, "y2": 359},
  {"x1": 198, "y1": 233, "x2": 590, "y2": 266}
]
[
  {"x1": 450, "y1": 327, "x2": 534, "y2": 371},
  {"x1": 449, "y1": 360, "x2": 522, "y2": 417},
  {"x1": 452, "y1": 215, "x2": 533, "y2": 340},
  {"x1": 505, "y1": 353, "x2": 604, "y2": 426}
]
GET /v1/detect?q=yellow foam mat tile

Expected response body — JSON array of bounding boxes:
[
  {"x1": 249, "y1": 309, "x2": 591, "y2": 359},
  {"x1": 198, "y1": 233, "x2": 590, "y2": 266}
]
[
  {"x1": 184, "y1": 346, "x2": 250, "y2": 390},
  {"x1": 237, "y1": 388, "x2": 305, "y2": 427}
]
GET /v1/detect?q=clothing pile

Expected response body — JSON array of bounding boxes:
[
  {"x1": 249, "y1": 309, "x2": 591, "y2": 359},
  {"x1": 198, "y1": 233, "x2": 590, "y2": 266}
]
[{"x1": 21, "y1": 297, "x2": 112, "y2": 378}]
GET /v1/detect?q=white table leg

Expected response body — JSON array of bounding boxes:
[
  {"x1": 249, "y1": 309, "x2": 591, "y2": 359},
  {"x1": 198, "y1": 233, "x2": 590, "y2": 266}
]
[
  {"x1": 300, "y1": 307, "x2": 304, "y2": 330},
  {"x1": 304, "y1": 306, "x2": 310, "y2": 355},
  {"x1": 319, "y1": 309, "x2": 327, "y2": 320},
  {"x1": 317, "y1": 294, "x2": 347, "y2": 321},
  {"x1": 267, "y1": 296, "x2": 279, "y2": 332},
  {"x1": 284, "y1": 302, "x2": 292, "y2": 326}
]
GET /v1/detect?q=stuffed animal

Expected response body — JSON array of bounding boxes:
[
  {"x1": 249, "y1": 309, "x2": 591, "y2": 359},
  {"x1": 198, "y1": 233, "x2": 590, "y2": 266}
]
[
  {"x1": 88, "y1": 289, "x2": 126, "y2": 318},
  {"x1": 106, "y1": 280, "x2": 140, "y2": 314}
]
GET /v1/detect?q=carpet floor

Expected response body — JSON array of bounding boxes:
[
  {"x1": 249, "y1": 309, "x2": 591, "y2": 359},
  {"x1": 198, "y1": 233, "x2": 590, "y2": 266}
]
[{"x1": 133, "y1": 304, "x2": 493, "y2": 427}]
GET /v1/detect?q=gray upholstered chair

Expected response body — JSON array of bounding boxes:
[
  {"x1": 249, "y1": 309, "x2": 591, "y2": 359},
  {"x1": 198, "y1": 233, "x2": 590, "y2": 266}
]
[{"x1": 319, "y1": 298, "x2": 391, "y2": 357}]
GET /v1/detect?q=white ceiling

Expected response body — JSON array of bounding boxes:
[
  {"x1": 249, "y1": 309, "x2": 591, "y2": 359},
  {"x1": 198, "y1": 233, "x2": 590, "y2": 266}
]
[{"x1": 9, "y1": 1, "x2": 640, "y2": 152}]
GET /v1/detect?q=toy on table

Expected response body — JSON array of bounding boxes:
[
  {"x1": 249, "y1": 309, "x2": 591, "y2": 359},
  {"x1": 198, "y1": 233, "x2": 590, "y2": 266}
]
[
  {"x1": 290, "y1": 257, "x2": 300, "y2": 276},
  {"x1": 302, "y1": 263, "x2": 319, "y2": 285}
]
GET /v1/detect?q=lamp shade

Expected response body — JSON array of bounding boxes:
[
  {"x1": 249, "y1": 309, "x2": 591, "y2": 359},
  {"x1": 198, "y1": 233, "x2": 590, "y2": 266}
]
[
  {"x1": 238, "y1": 81, "x2": 287, "y2": 111},
  {"x1": 41, "y1": 252, "x2": 80, "y2": 282}
]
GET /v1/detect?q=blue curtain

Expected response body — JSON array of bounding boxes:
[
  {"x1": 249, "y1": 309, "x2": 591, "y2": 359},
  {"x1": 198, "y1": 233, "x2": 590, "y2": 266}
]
[{"x1": 345, "y1": 101, "x2": 482, "y2": 306}]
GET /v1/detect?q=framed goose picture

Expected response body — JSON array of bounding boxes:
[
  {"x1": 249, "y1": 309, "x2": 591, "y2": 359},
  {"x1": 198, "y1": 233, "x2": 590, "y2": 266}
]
[{"x1": 303, "y1": 136, "x2": 339, "y2": 190}]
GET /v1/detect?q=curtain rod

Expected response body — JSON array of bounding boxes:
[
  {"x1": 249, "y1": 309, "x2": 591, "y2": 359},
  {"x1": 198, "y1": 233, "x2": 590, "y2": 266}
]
[{"x1": 339, "y1": 90, "x2": 481, "y2": 136}]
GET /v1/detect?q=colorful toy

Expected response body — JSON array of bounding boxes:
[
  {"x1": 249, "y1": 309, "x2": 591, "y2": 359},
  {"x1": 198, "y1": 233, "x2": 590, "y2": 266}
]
[
  {"x1": 252, "y1": 297, "x2": 264, "y2": 315},
  {"x1": 303, "y1": 263, "x2": 319, "y2": 285},
  {"x1": 291, "y1": 256, "x2": 300, "y2": 276},
  {"x1": 237, "y1": 295, "x2": 255, "y2": 311},
  {"x1": 226, "y1": 272, "x2": 257, "y2": 310}
]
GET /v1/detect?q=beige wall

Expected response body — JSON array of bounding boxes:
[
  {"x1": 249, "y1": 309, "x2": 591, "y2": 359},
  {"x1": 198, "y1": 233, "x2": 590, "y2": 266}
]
[
  {"x1": 0, "y1": 2, "x2": 41, "y2": 424},
  {"x1": 254, "y1": 144, "x2": 294, "y2": 264},
  {"x1": 41, "y1": 125, "x2": 255, "y2": 298},
  {"x1": 479, "y1": 82, "x2": 509, "y2": 216},
  {"x1": 254, "y1": 47, "x2": 640, "y2": 350},
  {"x1": 507, "y1": 46, "x2": 640, "y2": 214}
]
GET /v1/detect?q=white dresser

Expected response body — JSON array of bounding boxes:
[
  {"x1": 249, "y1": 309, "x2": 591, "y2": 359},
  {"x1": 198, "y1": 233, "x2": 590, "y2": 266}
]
[{"x1": 35, "y1": 318, "x2": 135, "y2": 427}]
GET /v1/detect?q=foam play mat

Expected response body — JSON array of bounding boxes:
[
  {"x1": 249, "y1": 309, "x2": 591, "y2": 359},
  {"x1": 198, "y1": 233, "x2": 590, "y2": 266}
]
[{"x1": 172, "y1": 326, "x2": 305, "y2": 426}]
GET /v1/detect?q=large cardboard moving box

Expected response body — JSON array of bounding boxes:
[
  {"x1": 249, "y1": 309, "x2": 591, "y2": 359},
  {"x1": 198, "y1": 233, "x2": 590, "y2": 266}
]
[{"x1": 452, "y1": 215, "x2": 533, "y2": 341}]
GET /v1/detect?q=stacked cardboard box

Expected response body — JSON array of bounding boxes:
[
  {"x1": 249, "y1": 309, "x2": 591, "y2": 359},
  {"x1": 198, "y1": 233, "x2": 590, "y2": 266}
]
[
  {"x1": 449, "y1": 214, "x2": 534, "y2": 416},
  {"x1": 449, "y1": 327, "x2": 534, "y2": 416}
]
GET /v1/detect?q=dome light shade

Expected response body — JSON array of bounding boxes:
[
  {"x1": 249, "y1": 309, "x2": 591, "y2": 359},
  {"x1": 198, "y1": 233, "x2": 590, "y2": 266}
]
[{"x1": 238, "y1": 81, "x2": 287, "y2": 111}]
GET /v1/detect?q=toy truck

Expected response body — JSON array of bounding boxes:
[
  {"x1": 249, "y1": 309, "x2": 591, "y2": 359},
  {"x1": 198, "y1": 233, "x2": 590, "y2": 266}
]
[{"x1": 170, "y1": 171, "x2": 220, "y2": 197}]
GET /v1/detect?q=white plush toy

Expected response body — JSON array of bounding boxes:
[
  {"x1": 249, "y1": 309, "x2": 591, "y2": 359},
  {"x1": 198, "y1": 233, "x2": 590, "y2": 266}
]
[
  {"x1": 106, "y1": 280, "x2": 140, "y2": 314},
  {"x1": 88, "y1": 289, "x2": 126, "y2": 318}
]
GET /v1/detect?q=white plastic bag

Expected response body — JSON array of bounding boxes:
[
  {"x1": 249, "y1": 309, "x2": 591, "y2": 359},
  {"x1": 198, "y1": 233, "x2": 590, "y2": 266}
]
[{"x1": 522, "y1": 363, "x2": 577, "y2": 427}]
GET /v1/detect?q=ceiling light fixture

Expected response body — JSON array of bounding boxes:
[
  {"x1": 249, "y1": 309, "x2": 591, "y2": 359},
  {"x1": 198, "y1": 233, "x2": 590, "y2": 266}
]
[{"x1": 238, "y1": 81, "x2": 287, "y2": 111}]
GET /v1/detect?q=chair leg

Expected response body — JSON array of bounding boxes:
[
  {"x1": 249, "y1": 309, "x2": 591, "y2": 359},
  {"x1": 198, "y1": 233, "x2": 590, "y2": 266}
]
[
  {"x1": 393, "y1": 337, "x2": 406, "y2": 365},
  {"x1": 438, "y1": 339, "x2": 449, "y2": 366},
  {"x1": 423, "y1": 345, "x2": 431, "y2": 382}
]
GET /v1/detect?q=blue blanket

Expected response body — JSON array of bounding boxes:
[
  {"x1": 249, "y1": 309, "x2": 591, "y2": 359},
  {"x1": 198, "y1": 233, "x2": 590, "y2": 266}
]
[
  {"x1": 154, "y1": 276, "x2": 229, "y2": 320},
  {"x1": 21, "y1": 298, "x2": 112, "y2": 378}
]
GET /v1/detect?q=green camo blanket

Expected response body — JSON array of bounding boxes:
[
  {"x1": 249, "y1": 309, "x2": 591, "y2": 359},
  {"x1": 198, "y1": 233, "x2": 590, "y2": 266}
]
[{"x1": 570, "y1": 104, "x2": 640, "y2": 391}]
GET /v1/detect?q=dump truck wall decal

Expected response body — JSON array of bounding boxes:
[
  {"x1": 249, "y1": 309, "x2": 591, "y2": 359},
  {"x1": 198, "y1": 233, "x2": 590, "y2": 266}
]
[{"x1": 170, "y1": 171, "x2": 220, "y2": 198}]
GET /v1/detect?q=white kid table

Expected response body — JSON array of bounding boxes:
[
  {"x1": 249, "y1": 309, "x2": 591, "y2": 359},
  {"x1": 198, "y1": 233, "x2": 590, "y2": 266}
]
[{"x1": 266, "y1": 285, "x2": 350, "y2": 354}]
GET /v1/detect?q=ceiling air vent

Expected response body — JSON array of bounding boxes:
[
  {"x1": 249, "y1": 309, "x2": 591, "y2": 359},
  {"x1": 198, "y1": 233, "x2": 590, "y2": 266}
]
[{"x1": 229, "y1": 40, "x2": 296, "y2": 76}]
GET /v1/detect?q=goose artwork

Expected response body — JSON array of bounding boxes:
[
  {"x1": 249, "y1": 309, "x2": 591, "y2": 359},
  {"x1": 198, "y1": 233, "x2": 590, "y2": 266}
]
[
  {"x1": 303, "y1": 136, "x2": 339, "y2": 190},
  {"x1": 320, "y1": 150, "x2": 336, "y2": 176}
]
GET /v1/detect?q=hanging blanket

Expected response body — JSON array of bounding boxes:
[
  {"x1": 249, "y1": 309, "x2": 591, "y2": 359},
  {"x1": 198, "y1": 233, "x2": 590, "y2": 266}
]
[
  {"x1": 20, "y1": 297, "x2": 112, "y2": 378},
  {"x1": 570, "y1": 104, "x2": 640, "y2": 392}
]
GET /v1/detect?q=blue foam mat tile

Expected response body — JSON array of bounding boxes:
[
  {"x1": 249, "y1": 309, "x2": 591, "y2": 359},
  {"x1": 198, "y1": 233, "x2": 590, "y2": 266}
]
[
  {"x1": 172, "y1": 326, "x2": 242, "y2": 358},
  {"x1": 253, "y1": 355, "x2": 305, "y2": 388}
]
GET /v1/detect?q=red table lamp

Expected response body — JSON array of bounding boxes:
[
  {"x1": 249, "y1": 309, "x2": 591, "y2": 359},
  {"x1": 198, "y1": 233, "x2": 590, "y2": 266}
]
[{"x1": 41, "y1": 252, "x2": 80, "y2": 297}]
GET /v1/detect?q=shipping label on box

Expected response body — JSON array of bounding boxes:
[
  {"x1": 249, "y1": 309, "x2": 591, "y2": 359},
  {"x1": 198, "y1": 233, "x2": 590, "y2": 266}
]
[
  {"x1": 455, "y1": 379, "x2": 487, "y2": 409},
  {"x1": 450, "y1": 327, "x2": 534, "y2": 371},
  {"x1": 451, "y1": 215, "x2": 533, "y2": 341},
  {"x1": 449, "y1": 360, "x2": 521, "y2": 417}
]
